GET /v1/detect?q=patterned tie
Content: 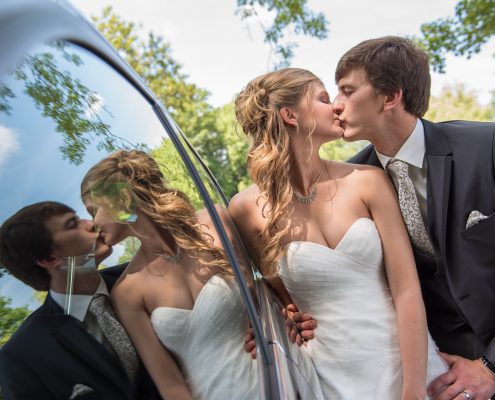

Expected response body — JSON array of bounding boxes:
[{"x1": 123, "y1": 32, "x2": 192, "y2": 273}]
[
  {"x1": 386, "y1": 158, "x2": 434, "y2": 257},
  {"x1": 86, "y1": 294, "x2": 139, "y2": 382}
]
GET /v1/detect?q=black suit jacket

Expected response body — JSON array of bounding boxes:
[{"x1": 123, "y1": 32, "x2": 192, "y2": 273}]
[
  {"x1": 0, "y1": 264, "x2": 160, "y2": 400},
  {"x1": 349, "y1": 119, "x2": 495, "y2": 361}
]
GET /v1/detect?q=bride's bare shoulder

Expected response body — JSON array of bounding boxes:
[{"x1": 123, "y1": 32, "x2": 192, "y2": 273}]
[{"x1": 229, "y1": 184, "x2": 261, "y2": 215}]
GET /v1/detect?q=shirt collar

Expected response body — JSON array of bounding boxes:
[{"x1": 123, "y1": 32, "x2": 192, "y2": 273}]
[
  {"x1": 376, "y1": 119, "x2": 425, "y2": 169},
  {"x1": 50, "y1": 276, "x2": 109, "y2": 322}
]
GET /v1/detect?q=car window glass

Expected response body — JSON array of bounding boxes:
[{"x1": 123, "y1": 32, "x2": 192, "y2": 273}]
[{"x1": 0, "y1": 40, "x2": 260, "y2": 398}]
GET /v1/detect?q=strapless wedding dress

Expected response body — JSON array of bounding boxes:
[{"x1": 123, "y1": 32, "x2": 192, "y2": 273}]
[
  {"x1": 151, "y1": 275, "x2": 259, "y2": 399},
  {"x1": 279, "y1": 218, "x2": 447, "y2": 399}
]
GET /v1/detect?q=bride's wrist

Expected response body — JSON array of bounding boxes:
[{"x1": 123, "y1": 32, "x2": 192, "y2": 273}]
[{"x1": 401, "y1": 383, "x2": 426, "y2": 400}]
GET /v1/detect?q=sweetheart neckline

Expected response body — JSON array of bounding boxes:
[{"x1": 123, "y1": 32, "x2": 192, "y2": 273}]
[
  {"x1": 150, "y1": 274, "x2": 223, "y2": 315},
  {"x1": 283, "y1": 217, "x2": 374, "y2": 254}
]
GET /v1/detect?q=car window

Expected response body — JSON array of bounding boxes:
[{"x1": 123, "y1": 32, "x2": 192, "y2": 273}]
[{"x1": 0, "y1": 39, "x2": 261, "y2": 399}]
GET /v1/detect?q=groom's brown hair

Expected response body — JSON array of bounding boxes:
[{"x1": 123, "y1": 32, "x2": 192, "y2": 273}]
[
  {"x1": 0, "y1": 202, "x2": 74, "y2": 291},
  {"x1": 335, "y1": 36, "x2": 431, "y2": 117}
]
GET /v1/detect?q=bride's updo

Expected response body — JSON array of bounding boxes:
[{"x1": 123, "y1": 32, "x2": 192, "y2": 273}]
[{"x1": 235, "y1": 68, "x2": 321, "y2": 277}]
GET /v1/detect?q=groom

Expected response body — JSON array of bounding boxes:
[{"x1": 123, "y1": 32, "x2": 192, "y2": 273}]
[
  {"x1": 0, "y1": 201, "x2": 159, "y2": 399},
  {"x1": 333, "y1": 36, "x2": 495, "y2": 399}
]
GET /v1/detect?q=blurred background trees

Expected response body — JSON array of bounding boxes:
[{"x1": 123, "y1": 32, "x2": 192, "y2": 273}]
[
  {"x1": 92, "y1": 3, "x2": 494, "y2": 203},
  {"x1": 425, "y1": 83, "x2": 494, "y2": 122},
  {"x1": 236, "y1": 0, "x2": 329, "y2": 68},
  {"x1": 416, "y1": 0, "x2": 495, "y2": 73},
  {"x1": 0, "y1": 296, "x2": 30, "y2": 347}
]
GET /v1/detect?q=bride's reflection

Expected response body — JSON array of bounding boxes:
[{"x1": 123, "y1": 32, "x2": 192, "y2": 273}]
[{"x1": 80, "y1": 149, "x2": 259, "y2": 400}]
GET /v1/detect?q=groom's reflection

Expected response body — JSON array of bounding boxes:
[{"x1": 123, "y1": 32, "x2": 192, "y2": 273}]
[{"x1": 0, "y1": 201, "x2": 160, "y2": 399}]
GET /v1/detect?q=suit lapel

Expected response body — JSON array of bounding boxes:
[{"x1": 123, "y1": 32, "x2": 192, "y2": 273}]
[
  {"x1": 423, "y1": 119, "x2": 453, "y2": 260},
  {"x1": 44, "y1": 294, "x2": 128, "y2": 389},
  {"x1": 53, "y1": 318, "x2": 127, "y2": 386},
  {"x1": 366, "y1": 148, "x2": 382, "y2": 169}
]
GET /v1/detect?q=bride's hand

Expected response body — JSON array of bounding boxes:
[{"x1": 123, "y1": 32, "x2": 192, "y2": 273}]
[
  {"x1": 244, "y1": 327, "x2": 257, "y2": 360},
  {"x1": 283, "y1": 303, "x2": 317, "y2": 346}
]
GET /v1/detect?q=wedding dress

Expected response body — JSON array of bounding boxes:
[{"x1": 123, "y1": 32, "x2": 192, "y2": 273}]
[
  {"x1": 151, "y1": 275, "x2": 259, "y2": 399},
  {"x1": 279, "y1": 217, "x2": 447, "y2": 399}
]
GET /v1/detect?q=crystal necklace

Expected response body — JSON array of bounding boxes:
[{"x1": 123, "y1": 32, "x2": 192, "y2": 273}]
[
  {"x1": 161, "y1": 247, "x2": 183, "y2": 264},
  {"x1": 293, "y1": 169, "x2": 323, "y2": 205}
]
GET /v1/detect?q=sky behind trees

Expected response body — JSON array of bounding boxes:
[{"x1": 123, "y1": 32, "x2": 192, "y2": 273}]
[{"x1": 70, "y1": 0, "x2": 495, "y2": 107}]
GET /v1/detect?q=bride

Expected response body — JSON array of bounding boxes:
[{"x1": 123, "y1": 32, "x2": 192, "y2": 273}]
[
  {"x1": 229, "y1": 68, "x2": 447, "y2": 399},
  {"x1": 81, "y1": 150, "x2": 258, "y2": 400}
]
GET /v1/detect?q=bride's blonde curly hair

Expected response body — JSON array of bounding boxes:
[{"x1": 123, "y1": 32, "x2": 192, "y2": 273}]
[
  {"x1": 235, "y1": 68, "x2": 322, "y2": 277},
  {"x1": 81, "y1": 150, "x2": 232, "y2": 278}
]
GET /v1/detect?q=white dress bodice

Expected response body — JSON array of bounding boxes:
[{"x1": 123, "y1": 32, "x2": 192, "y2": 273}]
[
  {"x1": 279, "y1": 217, "x2": 447, "y2": 399},
  {"x1": 151, "y1": 275, "x2": 259, "y2": 400}
]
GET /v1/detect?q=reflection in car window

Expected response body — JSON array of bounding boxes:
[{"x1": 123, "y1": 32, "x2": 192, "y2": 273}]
[
  {"x1": 0, "y1": 41, "x2": 177, "y2": 305},
  {"x1": 0, "y1": 38, "x2": 261, "y2": 400},
  {"x1": 78, "y1": 149, "x2": 260, "y2": 399}
]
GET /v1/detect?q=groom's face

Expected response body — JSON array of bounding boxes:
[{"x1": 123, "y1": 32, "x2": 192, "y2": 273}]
[
  {"x1": 46, "y1": 212, "x2": 112, "y2": 264},
  {"x1": 334, "y1": 68, "x2": 385, "y2": 142}
]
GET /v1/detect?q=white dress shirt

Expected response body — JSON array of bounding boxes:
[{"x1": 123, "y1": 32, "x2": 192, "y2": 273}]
[
  {"x1": 376, "y1": 119, "x2": 428, "y2": 225},
  {"x1": 50, "y1": 277, "x2": 109, "y2": 321}
]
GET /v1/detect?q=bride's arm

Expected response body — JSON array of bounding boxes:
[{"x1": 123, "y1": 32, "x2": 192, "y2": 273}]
[
  {"x1": 360, "y1": 168, "x2": 428, "y2": 400},
  {"x1": 229, "y1": 190, "x2": 316, "y2": 347},
  {"x1": 112, "y1": 282, "x2": 193, "y2": 400}
]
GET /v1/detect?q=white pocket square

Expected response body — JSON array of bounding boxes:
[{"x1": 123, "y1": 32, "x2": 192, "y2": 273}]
[
  {"x1": 69, "y1": 383, "x2": 94, "y2": 399},
  {"x1": 466, "y1": 210, "x2": 489, "y2": 229}
]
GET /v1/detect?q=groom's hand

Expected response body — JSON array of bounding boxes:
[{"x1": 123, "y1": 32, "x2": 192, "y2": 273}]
[
  {"x1": 427, "y1": 352, "x2": 495, "y2": 400},
  {"x1": 283, "y1": 304, "x2": 317, "y2": 346}
]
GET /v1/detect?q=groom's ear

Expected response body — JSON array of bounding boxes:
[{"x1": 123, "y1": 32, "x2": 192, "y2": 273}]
[
  {"x1": 383, "y1": 89, "x2": 403, "y2": 112},
  {"x1": 279, "y1": 106, "x2": 298, "y2": 127},
  {"x1": 36, "y1": 254, "x2": 62, "y2": 272}
]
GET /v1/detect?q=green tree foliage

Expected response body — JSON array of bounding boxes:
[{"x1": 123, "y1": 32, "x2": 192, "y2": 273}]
[
  {"x1": 0, "y1": 295, "x2": 30, "y2": 347},
  {"x1": 93, "y1": 7, "x2": 240, "y2": 197},
  {"x1": 425, "y1": 83, "x2": 495, "y2": 121},
  {"x1": 321, "y1": 140, "x2": 368, "y2": 162},
  {"x1": 33, "y1": 291, "x2": 47, "y2": 304},
  {"x1": 1, "y1": 42, "x2": 143, "y2": 166},
  {"x1": 152, "y1": 139, "x2": 205, "y2": 208},
  {"x1": 213, "y1": 102, "x2": 251, "y2": 193},
  {"x1": 236, "y1": 0, "x2": 329, "y2": 68},
  {"x1": 0, "y1": 83, "x2": 14, "y2": 115},
  {"x1": 15, "y1": 48, "x2": 113, "y2": 165},
  {"x1": 117, "y1": 237, "x2": 141, "y2": 264},
  {"x1": 92, "y1": 8, "x2": 214, "y2": 151},
  {"x1": 417, "y1": 0, "x2": 495, "y2": 72}
]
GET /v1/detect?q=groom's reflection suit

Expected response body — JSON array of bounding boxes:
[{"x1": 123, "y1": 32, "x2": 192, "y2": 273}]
[{"x1": 0, "y1": 206, "x2": 160, "y2": 400}]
